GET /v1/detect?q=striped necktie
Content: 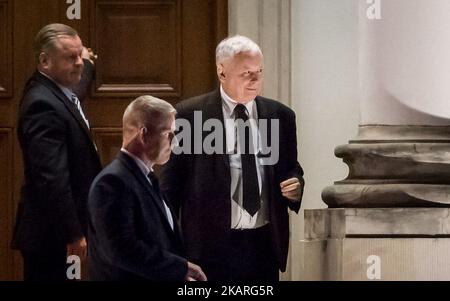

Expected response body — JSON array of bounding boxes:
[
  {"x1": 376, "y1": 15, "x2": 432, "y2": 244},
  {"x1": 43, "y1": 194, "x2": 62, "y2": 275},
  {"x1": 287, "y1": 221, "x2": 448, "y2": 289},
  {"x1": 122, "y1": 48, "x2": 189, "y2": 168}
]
[{"x1": 70, "y1": 94, "x2": 90, "y2": 129}]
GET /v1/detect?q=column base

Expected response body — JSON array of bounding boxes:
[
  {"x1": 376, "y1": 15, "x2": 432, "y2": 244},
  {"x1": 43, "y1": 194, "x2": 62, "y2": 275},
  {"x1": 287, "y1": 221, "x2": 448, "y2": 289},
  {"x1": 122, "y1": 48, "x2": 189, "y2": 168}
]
[
  {"x1": 299, "y1": 208, "x2": 450, "y2": 280},
  {"x1": 323, "y1": 125, "x2": 450, "y2": 207}
]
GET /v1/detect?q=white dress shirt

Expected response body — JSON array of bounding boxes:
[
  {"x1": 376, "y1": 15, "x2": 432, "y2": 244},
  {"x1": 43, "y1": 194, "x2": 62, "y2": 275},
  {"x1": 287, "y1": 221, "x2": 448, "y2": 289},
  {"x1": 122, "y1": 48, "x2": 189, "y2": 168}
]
[{"x1": 220, "y1": 86, "x2": 269, "y2": 230}]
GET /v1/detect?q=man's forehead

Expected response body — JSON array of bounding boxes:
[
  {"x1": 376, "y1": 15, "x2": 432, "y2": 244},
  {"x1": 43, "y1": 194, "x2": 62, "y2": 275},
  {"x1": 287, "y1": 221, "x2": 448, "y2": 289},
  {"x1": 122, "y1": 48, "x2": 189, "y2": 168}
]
[
  {"x1": 155, "y1": 115, "x2": 175, "y2": 132},
  {"x1": 234, "y1": 51, "x2": 262, "y2": 59},
  {"x1": 226, "y1": 52, "x2": 263, "y2": 66},
  {"x1": 54, "y1": 35, "x2": 82, "y2": 49}
]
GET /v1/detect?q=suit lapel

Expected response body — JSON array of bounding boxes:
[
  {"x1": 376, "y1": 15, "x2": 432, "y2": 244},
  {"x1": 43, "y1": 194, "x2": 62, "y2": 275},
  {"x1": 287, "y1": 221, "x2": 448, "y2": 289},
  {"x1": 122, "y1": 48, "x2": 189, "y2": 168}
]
[
  {"x1": 34, "y1": 72, "x2": 95, "y2": 143},
  {"x1": 204, "y1": 89, "x2": 231, "y2": 178},
  {"x1": 161, "y1": 190, "x2": 184, "y2": 247},
  {"x1": 255, "y1": 96, "x2": 275, "y2": 193},
  {"x1": 117, "y1": 152, "x2": 176, "y2": 236},
  {"x1": 255, "y1": 96, "x2": 270, "y2": 121},
  {"x1": 255, "y1": 96, "x2": 272, "y2": 149}
]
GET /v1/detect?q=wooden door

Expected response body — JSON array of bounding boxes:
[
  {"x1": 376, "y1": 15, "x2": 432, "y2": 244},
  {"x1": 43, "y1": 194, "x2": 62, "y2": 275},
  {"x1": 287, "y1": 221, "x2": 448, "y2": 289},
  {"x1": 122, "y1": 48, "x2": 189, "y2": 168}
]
[{"x1": 0, "y1": 0, "x2": 227, "y2": 280}]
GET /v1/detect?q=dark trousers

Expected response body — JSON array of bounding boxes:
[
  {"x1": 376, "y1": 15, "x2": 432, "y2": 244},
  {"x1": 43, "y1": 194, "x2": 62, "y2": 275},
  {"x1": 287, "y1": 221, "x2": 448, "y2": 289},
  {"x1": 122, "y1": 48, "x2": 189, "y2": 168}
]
[
  {"x1": 198, "y1": 225, "x2": 279, "y2": 281},
  {"x1": 21, "y1": 247, "x2": 68, "y2": 281}
]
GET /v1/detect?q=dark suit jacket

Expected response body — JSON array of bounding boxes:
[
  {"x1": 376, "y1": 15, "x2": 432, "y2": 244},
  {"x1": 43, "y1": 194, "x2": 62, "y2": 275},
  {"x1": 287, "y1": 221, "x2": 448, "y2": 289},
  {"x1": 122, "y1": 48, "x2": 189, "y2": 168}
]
[
  {"x1": 87, "y1": 152, "x2": 187, "y2": 281},
  {"x1": 159, "y1": 89, "x2": 304, "y2": 272},
  {"x1": 12, "y1": 61, "x2": 102, "y2": 253}
]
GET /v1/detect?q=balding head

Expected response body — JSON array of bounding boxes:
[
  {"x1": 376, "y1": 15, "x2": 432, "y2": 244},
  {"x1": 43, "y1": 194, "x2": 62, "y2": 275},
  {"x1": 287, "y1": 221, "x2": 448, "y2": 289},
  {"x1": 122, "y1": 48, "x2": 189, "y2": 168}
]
[{"x1": 122, "y1": 95, "x2": 176, "y2": 147}]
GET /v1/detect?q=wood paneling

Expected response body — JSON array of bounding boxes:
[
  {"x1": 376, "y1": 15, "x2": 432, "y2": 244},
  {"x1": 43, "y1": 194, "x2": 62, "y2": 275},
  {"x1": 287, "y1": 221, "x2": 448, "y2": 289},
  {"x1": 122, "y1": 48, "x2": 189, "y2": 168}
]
[
  {"x1": 92, "y1": 128, "x2": 122, "y2": 166},
  {"x1": 0, "y1": 130, "x2": 13, "y2": 247},
  {"x1": 92, "y1": 0, "x2": 181, "y2": 98},
  {"x1": 59, "y1": 0, "x2": 92, "y2": 44},
  {"x1": 0, "y1": 129, "x2": 13, "y2": 279},
  {"x1": 0, "y1": 0, "x2": 12, "y2": 98}
]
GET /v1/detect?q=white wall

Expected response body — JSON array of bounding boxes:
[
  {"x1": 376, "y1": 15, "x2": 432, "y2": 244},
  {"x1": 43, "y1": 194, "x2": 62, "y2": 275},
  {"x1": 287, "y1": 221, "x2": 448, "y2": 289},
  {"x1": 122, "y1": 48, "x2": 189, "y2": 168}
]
[
  {"x1": 290, "y1": 0, "x2": 360, "y2": 279},
  {"x1": 360, "y1": 0, "x2": 450, "y2": 124}
]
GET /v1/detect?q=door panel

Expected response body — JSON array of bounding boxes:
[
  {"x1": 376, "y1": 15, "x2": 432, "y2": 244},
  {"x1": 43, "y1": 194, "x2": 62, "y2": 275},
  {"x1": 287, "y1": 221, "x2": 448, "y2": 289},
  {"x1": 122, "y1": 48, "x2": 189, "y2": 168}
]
[{"x1": 93, "y1": 1, "x2": 182, "y2": 97}]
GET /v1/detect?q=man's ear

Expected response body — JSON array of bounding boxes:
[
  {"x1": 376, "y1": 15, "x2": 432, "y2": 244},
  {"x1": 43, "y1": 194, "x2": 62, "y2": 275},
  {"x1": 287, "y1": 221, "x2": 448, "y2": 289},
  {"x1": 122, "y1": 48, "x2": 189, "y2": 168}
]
[
  {"x1": 39, "y1": 52, "x2": 50, "y2": 68},
  {"x1": 217, "y1": 64, "x2": 226, "y2": 83},
  {"x1": 139, "y1": 127, "x2": 148, "y2": 144}
]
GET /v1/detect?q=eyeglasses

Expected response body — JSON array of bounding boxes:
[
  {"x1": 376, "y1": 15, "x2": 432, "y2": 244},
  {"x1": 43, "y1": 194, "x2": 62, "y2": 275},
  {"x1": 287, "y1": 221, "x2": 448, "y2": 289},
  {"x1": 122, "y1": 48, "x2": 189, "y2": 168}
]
[
  {"x1": 160, "y1": 130, "x2": 176, "y2": 142},
  {"x1": 141, "y1": 126, "x2": 175, "y2": 143}
]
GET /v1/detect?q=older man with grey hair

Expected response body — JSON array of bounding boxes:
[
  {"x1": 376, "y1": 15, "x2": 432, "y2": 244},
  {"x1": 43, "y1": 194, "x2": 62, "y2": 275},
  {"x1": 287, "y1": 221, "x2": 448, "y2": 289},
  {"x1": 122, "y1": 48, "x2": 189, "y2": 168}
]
[
  {"x1": 87, "y1": 95, "x2": 206, "y2": 281},
  {"x1": 160, "y1": 35, "x2": 304, "y2": 281}
]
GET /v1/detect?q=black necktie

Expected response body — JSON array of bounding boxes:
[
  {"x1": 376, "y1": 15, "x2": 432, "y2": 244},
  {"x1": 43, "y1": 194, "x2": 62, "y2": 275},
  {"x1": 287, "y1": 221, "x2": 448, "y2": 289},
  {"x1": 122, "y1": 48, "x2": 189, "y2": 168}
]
[
  {"x1": 234, "y1": 104, "x2": 260, "y2": 216},
  {"x1": 147, "y1": 171, "x2": 175, "y2": 231},
  {"x1": 147, "y1": 171, "x2": 163, "y2": 200}
]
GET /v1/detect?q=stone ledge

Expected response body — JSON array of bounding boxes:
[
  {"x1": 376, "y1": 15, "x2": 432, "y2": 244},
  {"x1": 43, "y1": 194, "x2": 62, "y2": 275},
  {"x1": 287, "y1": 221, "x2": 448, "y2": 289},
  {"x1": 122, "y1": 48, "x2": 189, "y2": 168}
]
[{"x1": 304, "y1": 208, "x2": 450, "y2": 239}]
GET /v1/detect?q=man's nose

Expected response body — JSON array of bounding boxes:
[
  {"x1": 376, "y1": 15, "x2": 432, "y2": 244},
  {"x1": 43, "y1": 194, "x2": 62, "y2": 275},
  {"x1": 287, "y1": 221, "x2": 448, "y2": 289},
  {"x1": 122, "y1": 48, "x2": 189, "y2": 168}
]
[
  {"x1": 250, "y1": 75, "x2": 259, "y2": 82},
  {"x1": 251, "y1": 72, "x2": 261, "y2": 81},
  {"x1": 75, "y1": 55, "x2": 84, "y2": 66},
  {"x1": 170, "y1": 134, "x2": 179, "y2": 150}
]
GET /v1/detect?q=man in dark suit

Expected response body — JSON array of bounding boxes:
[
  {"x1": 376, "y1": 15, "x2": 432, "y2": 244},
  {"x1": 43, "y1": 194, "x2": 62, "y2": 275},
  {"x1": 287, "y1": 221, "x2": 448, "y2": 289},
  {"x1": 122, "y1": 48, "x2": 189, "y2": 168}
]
[
  {"x1": 87, "y1": 96, "x2": 207, "y2": 281},
  {"x1": 11, "y1": 23, "x2": 102, "y2": 281},
  {"x1": 160, "y1": 35, "x2": 304, "y2": 281}
]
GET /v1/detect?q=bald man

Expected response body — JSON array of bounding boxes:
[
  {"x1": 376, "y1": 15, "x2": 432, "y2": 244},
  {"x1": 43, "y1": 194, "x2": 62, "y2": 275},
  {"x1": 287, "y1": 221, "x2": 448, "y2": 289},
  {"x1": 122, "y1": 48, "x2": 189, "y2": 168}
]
[{"x1": 87, "y1": 95, "x2": 206, "y2": 281}]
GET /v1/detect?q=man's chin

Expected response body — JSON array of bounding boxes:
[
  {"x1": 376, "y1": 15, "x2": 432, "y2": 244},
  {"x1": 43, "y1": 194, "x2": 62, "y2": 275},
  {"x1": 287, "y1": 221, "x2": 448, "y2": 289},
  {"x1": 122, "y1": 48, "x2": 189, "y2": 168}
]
[
  {"x1": 246, "y1": 90, "x2": 259, "y2": 98},
  {"x1": 240, "y1": 94, "x2": 258, "y2": 103},
  {"x1": 68, "y1": 77, "x2": 82, "y2": 87},
  {"x1": 161, "y1": 154, "x2": 172, "y2": 165}
]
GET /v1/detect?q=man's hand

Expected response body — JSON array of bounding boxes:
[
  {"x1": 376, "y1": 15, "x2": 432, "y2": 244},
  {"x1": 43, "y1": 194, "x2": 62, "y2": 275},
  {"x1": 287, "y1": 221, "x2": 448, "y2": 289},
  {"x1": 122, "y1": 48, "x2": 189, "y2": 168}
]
[
  {"x1": 82, "y1": 46, "x2": 97, "y2": 65},
  {"x1": 185, "y1": 261, "x2": 207, "y2": 281},
  {"x1": 67, "y1": 236, "x2": 87, "y2": 261},
  {"x1": 280, "y1": 177, "x2": 303, "y2": 202}
]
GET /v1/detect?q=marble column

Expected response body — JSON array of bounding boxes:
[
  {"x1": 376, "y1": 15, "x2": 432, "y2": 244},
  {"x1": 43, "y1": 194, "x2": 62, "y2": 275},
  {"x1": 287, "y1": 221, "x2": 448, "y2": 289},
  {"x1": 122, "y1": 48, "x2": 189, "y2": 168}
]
[
  {"x1": 322, "y1": 0, "x2": 450, "y2": 207},
  {"x1": 303, "y1": 0, "x2": 450, "y2": 280}
]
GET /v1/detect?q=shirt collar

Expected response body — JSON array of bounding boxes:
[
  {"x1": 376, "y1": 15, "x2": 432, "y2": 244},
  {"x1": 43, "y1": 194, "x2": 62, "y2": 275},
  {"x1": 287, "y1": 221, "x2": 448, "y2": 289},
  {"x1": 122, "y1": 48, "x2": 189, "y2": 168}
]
[
  {"x1": 220, "y1": 85, "x2": 255, "y2": 118},
  {"x1": 121, "y1": 148, "x2": 153, "y2": 176},
  {"x1": 38, "y1": 70, "x2": 74, "y2": 101}
]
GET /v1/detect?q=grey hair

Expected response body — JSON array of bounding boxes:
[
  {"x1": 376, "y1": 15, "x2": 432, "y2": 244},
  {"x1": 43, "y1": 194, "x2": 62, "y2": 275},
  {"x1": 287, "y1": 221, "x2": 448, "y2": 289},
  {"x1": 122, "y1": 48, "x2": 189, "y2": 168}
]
[
  {"x1": 215, "y1": 35, "x2": 262, "y2": 64},
  {"x1": 123, "y1": 95, "x2": 176, "y2": 133},
  {"x1": 34, "y1": 23, "x2": 79, "y2": 63}
]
